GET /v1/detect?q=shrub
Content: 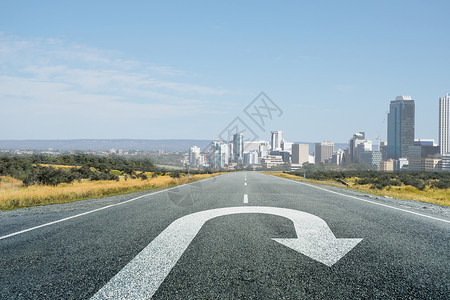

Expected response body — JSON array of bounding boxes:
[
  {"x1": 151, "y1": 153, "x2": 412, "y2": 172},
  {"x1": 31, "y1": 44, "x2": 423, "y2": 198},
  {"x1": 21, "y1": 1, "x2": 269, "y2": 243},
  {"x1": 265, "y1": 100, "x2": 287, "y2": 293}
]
[{"x1": 431, "y1": 180, "x2": 450, "y2": 189}]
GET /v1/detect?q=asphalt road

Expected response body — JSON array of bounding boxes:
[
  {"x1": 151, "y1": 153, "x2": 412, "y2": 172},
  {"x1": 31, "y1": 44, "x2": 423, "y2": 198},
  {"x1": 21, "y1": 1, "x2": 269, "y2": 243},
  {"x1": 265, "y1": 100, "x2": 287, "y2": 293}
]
[{"x1": 0, "y1": 172, "x2": 449, "y2": 299}]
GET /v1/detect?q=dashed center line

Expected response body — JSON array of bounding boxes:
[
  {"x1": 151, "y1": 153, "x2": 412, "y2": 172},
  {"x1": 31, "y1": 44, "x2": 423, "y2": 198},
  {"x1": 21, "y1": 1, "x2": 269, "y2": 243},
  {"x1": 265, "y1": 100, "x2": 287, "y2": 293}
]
[
  {"x1": 243, "y1": 194, "x2": 248, "y2": 203},
  {"x1": 245, "y1": 182, "x2": 247, "y2": 186}
]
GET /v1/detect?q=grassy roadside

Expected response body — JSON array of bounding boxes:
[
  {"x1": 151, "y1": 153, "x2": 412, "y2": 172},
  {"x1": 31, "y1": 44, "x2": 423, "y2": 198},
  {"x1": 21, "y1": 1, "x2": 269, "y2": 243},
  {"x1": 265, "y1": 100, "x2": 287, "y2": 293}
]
[
  {"x1": 264, "y1": 172, "x2": 450, "y2": 207},
  {"x1": 0, "y1": 173, "x2": 221, "y2": 211}
]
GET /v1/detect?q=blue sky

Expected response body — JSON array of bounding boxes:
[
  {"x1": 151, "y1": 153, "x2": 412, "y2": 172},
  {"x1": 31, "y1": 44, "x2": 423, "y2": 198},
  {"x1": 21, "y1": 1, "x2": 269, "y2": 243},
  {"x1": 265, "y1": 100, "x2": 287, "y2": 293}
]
[{"x1": 1, "y1": 1, "x2": 449, "y2": 143}]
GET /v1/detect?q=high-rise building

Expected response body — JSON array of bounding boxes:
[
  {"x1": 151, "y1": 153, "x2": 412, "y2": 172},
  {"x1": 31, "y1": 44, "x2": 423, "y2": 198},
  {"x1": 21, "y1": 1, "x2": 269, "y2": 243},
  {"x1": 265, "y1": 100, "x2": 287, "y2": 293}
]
[
  {"x1": 441, "y1": 154, "x2": 450, "y2": 171},
  {"x1": 259, "y1": 143, "x2": 270, "y2": 158},
  {"x1": 387, "y1": 96, "x2": 415, "y2": 159},
  {"x1": 271, "y1": 131, "x2": 283, "y2": 151},
  {"x1": 243, "y1": 151, "x2": 259, "y2": 165},
  {"x1": 233, "y1": 133, "x2": 244, "y2": 162},
  {"x1": 220, "y1": 143, "x2": 230, "y2": 166},
  {"x1": 407, "y1": 145, "x2": 422, "y2": 171},
  {"x1": 331, "y1": 149, "x2": 345, "y2": 166},
  {"x1": 408, "y1": 139, "x2": 440, "y2": 171},
  {"x1": 291, "y1": 144, "x2": 309, "y2": 165},
  {"x1": 208, "y1": 141, "x2": 231, "y2": 169},
  {"x1": 349, "y1": 132, "x2": 365, "y2": 162},
  {"x1": 380, "y1": 141, "x2": 388, "y2": 161},
  {"x1": 354, "y1": 140, "x2": 373, "y2": 162},
  {"x1": 244, "y1": 140, "x2": 270, "y2": 155},
  {"x1": 439, "y1": 93, "x2": 450, "y2": 155},
  {"x1": 189, "y1": 146, "x2": 200, "y2": 165},
  {"x1": 341, "y1": 149, "x2": 350, "y2": 166},
  {"x1": 315, "y1": 141, "x2": 334, "y2": 164},
  {"x1": 348, "y1": 132, "x2": 373, "y2": 163},
  {"x1": 228, "y1": 142, "x2": 233, "y2": 163},
  {"x1": 281, "y1": 140, "x2": 293, "y2": 153},
  {"x1": 360, "y1": 151, "x2": 382, "y2": 170},
  {"x1": 208, "y1": 141, "x2": 221, "y2": 169}
]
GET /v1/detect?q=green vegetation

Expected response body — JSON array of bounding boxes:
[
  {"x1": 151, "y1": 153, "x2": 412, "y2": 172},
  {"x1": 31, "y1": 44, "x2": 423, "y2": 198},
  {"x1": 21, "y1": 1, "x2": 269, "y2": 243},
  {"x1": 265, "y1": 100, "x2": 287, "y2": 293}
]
[
  {"x1": 288, "y1": 170, "x2": 450, "y2": 190},
  {"x1": 268, "y1": 171, "x2": 450, "y2": 206},
  {"x1": 0, "y1": 153, "x2": 223, "y2": 210},
  {"x1": 0, "y1": 154, "x2": 157, "y2": 186},
  {"x1": 0, "y1": 153, "x2": 218, "y2": 188}
]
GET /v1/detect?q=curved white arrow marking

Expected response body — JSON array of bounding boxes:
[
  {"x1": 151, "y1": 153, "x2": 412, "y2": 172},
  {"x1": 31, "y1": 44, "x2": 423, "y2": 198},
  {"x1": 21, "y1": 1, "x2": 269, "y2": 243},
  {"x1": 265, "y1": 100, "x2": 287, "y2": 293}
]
[{"x1": 92, "y1": 206, "x2": 362, "y2": 299}]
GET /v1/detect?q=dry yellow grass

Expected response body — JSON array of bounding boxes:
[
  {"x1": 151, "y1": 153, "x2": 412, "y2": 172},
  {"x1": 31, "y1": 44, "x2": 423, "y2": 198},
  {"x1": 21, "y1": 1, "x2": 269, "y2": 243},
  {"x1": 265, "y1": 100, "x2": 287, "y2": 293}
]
[
  {"x1": 266, "y1": 172, "x2": 450, "y2": 207},
  {"x1": 0, "y1": 176, "x2": 22, "y2": 188},
  {"x1": 40, "y1": 164, "x2": 80, "y2": 170},
  {"x1": 0, "y1": 173, "x2": 221, "y2": 210}
]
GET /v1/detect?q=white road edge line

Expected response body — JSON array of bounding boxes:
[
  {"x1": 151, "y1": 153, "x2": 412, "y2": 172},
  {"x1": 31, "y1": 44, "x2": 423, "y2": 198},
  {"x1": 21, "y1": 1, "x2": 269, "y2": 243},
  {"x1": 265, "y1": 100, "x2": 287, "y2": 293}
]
[
  {"x1": 271, "y1": 175, "x2": 450, "y2": 224},
  {"x1": 244, "y1": 194, "x2": 248, "y2": 203},
  {"x1": 0, "y1": 175, "x2": 222, "y2": 241}
]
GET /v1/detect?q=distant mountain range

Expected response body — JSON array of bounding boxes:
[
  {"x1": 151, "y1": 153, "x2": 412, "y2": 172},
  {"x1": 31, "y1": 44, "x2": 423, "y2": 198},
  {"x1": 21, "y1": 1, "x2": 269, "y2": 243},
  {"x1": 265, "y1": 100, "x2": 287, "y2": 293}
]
[{"x1": 0, "y1": 139, "x2": 356, "y2": 153}]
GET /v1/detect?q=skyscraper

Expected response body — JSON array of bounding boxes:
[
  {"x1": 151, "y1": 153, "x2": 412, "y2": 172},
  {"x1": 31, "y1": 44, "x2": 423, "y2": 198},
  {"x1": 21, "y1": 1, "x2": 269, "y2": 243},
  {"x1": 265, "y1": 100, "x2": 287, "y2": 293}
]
[
  {"x1": 349, "y1": 132, "x2": 365, "y2": 163},
  {"x1": 387, "y1": 96, "x2": 415, "y2": 159},
  {"x1": 291, "y1": 144, "x2": 309, "y2": 165},
  {"x1": 315, "y1": 141, "x2": 334, "y2": 164},
  {"x1": 349, "y1": 132, "x2": 372, "y2": 163},
  {"x1": 439, "y1": 93, "x2": 450, "y2": 155},
  {"x1": 208, "y1": 141, "x2": 222, "y2": 169},
  {"x1": 232, "y1": 133, "x2": 244, "y2": 162},
  {"x1": 271, "y1": 130, "x2": 283, "y2": 151},
  {"x1": 189, "y1": 146, "x2": 200, "y2": 165}
]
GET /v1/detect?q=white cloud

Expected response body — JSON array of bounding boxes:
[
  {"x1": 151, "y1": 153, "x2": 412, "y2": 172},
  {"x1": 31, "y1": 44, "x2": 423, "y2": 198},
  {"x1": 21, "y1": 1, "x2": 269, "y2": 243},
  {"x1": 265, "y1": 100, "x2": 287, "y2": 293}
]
[
  {"x1": 0, "y1": 33, "x2": 234, "y2": 139},
  {"x1": 0, "y1": 75, "x2": 209, "y2": 116},
  {"x1": 0, "y1": 33, "x2": 229, "y2": 98}
]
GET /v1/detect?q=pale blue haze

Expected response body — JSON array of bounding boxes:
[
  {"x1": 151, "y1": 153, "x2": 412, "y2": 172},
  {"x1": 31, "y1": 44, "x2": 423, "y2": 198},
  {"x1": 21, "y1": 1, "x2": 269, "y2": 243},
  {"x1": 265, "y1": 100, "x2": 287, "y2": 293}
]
[{"x1": 0, "y1": 1, "x2": 449, "y2": 143}]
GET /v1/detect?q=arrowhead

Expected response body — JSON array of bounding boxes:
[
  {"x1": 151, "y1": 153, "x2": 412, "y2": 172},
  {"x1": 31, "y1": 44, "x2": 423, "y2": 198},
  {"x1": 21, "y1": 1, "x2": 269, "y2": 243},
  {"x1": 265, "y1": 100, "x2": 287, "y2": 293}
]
[{"x1": 272, "y1": 237, "x2": 363, "y2": 267}]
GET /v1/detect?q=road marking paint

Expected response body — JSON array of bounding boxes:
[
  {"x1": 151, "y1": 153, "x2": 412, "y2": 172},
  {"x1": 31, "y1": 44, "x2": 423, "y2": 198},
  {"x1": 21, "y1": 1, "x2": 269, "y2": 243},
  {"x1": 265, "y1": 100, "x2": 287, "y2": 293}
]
[
  {"x1": 0, "y1": 176, "x2": 222, "y2": 241},
  {"x1": 244, "y1": 194, "x2": 248, "y2": 203},
  {"x1": 271, "y1": 175, "x2": 450, "y2": 224},
  {"x1": 245, "y1": 182, "x2": 247, "y2": 186},
  {"x1": 91, "y1": 206, "x2": 361, "y2": 299}
]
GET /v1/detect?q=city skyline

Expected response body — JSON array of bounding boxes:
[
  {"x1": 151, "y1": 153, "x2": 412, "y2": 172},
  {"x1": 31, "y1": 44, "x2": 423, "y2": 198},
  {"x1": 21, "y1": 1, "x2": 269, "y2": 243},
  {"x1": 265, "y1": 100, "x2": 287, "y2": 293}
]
[
  {"x1": 188, "y1": 90, "x2": 449, "y2": 170},
  {"x1": 1, "y1": 1, "x2": 449, "y2": 143}
]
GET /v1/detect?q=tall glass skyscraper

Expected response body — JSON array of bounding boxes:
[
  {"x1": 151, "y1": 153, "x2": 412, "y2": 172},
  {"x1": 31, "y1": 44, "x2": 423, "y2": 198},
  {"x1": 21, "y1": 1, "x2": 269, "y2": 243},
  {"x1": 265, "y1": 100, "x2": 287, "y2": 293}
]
[
  {"x1": 387, "y1": 96, "x2": 415, "y2": 159},
  {"x1": 232, "y1": 133, "x2": 244, "y2": 162},
  {"x1": 439, "y1": 93, "x2": 450, "y2": 155}
]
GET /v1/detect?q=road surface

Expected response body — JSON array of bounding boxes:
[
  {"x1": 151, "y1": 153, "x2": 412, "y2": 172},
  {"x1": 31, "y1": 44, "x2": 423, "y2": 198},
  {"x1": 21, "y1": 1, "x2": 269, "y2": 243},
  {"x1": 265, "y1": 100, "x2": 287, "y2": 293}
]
[{"x1": 0, "y1": 172, "x2": 449, "y2": 299}]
